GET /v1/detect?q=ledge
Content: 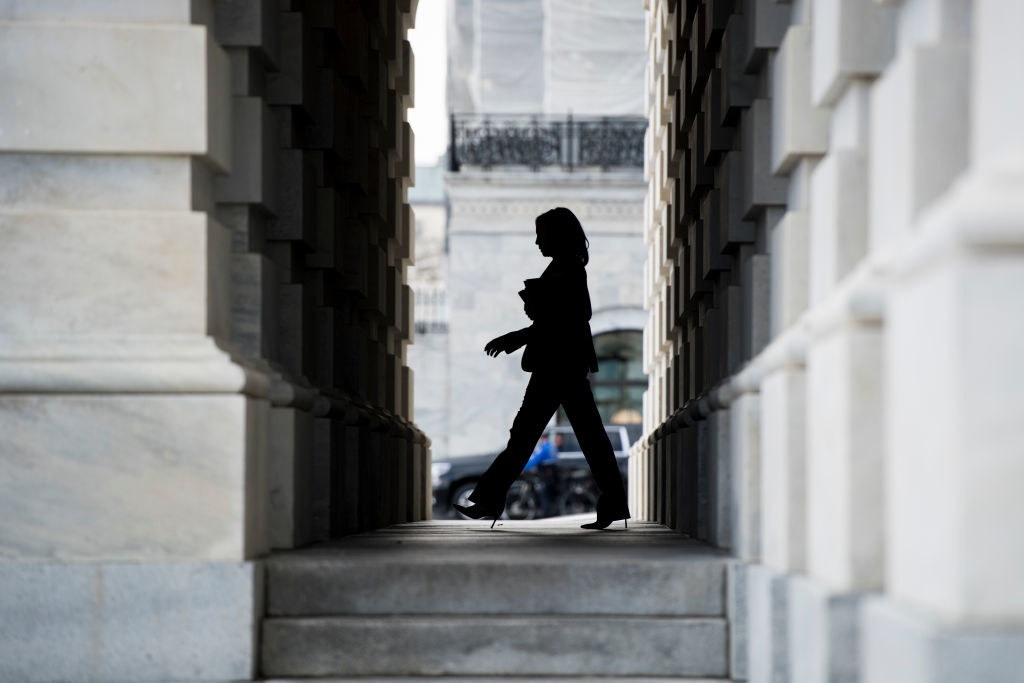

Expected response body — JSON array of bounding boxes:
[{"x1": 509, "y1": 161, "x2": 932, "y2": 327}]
[
  {"x1": 0, "y1": 335, "x2": 272, "y2": 396},
  {"x1": 885, "y1": 169, "x2": 1024, "y2": 279}
]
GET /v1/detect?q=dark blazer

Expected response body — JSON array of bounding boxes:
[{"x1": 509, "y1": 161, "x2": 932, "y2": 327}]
[{"x1": 518, "y1": 258, "x2": 599, "y2": 374}]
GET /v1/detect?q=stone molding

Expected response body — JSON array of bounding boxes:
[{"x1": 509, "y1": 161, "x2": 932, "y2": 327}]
[
  {"x1": 0, "y1": 335, "x2": 272, "y2": 396},
  {"x1": 883, "y1": 170, "x2": 1024, "y2": 279}
]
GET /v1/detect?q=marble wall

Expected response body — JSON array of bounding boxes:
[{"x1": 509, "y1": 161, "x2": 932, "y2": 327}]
[
  {"x1": 0, "y1": 1, "x2": 427, "y2": 679},
  {"x1": 639, "y1": 0, "x2": 1024, "y2": 680}
]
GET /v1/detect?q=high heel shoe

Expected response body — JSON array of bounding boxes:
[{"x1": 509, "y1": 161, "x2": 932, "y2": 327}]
[
  {"x1": 581, "y1": 511, "x2": 630, "y2": 530},
  {"x1": 583, "y1": 494, "x2": 631, "y2": 530},
  {"x1": 453, "y1": 503, "x2": 503, "y2": 528}
]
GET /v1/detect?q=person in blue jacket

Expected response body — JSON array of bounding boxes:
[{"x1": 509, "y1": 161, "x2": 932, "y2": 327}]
[
  {"x1": 524, "y1": 432, "x2": 560, "y2": 472},
  {"x1": 453, "y1": 207, "x2": 630, "y2": 530},
  {"x1": 524, "y1": 431, "x2": 562, "y2": 518}
]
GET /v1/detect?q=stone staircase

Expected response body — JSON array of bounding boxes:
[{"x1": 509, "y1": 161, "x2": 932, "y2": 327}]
[{"x1": 261, "y1": 517, "x2": 735, "y2": 680}]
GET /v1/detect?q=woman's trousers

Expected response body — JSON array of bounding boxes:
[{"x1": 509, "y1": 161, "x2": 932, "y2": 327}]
[{"x1": 468, "y1": 370, "x2": 629, "y2": 517}]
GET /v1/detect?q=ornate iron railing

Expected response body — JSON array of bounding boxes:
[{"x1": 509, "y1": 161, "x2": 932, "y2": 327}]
[
  {"x1": 414, "y1": 285, "x2": 448, "y2": 334},
  {"x1": 449, "y1": 114, "x2": 647, "y2": 171}
]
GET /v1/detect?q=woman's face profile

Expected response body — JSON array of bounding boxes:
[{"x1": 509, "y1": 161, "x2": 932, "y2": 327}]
[{"x1": 535, "y1": 225, "x2": 553, "y2": 257}]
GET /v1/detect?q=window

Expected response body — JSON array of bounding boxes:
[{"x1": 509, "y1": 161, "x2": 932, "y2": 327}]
[{"x1": 557, "y1": 329, "x2": 645, "y2": 425}]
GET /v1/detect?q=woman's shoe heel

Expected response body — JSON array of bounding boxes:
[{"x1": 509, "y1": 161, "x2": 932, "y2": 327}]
[
  {"x1": 581, "y1": 512, "x2": 630, "y2": 530},
  {"x1": 454, "y1": 502, "x2": 503, "y2": 528}
]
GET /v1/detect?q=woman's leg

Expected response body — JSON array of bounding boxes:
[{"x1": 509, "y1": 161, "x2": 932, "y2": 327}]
[
  {"x1": 561, "y1": 373, "x2": 629, "y2": 518},
  {"x1": 468, "y1": 373, "x2": 561, "y2": 510}
]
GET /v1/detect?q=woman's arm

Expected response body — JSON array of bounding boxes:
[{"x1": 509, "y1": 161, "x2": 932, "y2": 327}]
[{"x1": 484, "y1": 326, "x2": 531, "y2": 357}]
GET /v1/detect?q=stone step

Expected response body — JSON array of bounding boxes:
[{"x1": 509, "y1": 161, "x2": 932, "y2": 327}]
[
  {"x1": 261, "y1": 615, "x2": 729, "y2": 678},
  {"x1": 265, "y1": 557, "x2": 725, "y2": 617},
  {"x1": 266, "y1": 678, "x2": 733, "y2": 682}
]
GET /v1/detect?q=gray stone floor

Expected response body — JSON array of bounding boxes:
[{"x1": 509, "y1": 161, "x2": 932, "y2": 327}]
[
  {"x1": 274, "y1": 514, "x2": 730, "y2": 561},
  {"x1": 262, "y1": 516, "x2": 736, "y2": 680}
]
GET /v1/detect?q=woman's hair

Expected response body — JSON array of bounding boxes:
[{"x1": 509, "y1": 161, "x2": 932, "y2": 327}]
[{"x1": 535, "y1": 207, "x2": 590, "y2": 265}]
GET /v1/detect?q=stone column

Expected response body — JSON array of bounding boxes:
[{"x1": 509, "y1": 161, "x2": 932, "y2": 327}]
[
  {"x1": 785, "y1": 2, "x2": 896, "y2": 682},
  {"x1": 864, "y1": 1, "x2": 1024, "y2": 680},
  {"x1": 0, "y1": 2, "x2": 266, "y2": 680}
]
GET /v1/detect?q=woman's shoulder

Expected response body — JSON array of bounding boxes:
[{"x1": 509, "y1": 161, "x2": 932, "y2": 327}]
[{"x1": 542, "y1": 258, "x2": 586, "y2": 278}]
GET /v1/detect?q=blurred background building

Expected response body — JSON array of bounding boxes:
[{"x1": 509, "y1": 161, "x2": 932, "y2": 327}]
[{"x1": 408, "y1": 0, "x2": 649, "y2": 463}]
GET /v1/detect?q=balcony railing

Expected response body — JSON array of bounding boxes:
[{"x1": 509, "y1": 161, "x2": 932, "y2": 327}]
[
  {"x1": 449, "y1": 113, "x2": 647, "y2": 172},
  {"x1": 414, "y1": 285, "x2": 448, "y2": 334}
]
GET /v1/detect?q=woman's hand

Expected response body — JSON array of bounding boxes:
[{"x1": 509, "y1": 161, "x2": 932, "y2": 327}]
[
  {"x1": 484, "y1": 333, "x2": 513, "y2": 357},
  {"x1": 484, "y1": 330, "x2": 526, "y2": 357}
]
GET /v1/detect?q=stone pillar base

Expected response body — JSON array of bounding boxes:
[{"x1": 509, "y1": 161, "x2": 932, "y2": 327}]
[
  {"x1": 745, "y1": 564, "x2": 791, "y2": 683},
  {"x1": 863, "y1": 596, "x2": 1024, "y2": 683},
  {"x1": 787, "y1": 575, "x2": 867, "y2": 683},
  {"x1": 738, "y1": 565, "x2": 878, "y2": 683},
  {"x1": 0, "y1": 561, "x2": 261, "y2": 682}
]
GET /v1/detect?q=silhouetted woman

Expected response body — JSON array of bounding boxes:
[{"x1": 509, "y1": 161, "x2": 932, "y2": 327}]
[{"x1": 453, "y1": 207, "x2": 631, "y2": 530}]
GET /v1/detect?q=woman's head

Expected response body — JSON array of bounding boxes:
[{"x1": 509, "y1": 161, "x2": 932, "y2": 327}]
[{"x1": 535, "y1": 207, "x2": 589, "y2": 265}]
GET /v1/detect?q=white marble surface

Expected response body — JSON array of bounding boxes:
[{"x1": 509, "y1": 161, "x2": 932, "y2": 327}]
[
  {"x1": 643, "y1": 0, "x2": 1024, "y2": 678},
  {"x1": 0, "y1": 394, "x2": 268, "y2": 561},
  {"x1": 886, "y1": 252, "x2": 1024, "y2": 622},
  {"x1": 809, "y1": 149, "x2": 868, "y2": 304},
  {"x1": 972, "y1": 1, "x2": 1024, "y2": 170},
  {"x1": 806, "y1": 323, "x2": 884, "y2": 592},
  {"x1": 0, "y1": 0, "x2": 208, "y2": 23},
  {"x1": 771, "y1": 25, "x2": 830, "y2": 175},
  {"x1": 0, "y1": 154, "x2": 199, "y2": 211},
  {"x1": 868, "y1": 43, "x2": 969, "y2": 254},
  {"x1": 811, "y1": 0, "x2": 896, "y2": 106},
  {"x1": 787, "y1": 575, "x2": 864, "y2": 683},
  {"x1": 759, "y1": 367, "x2": 807, "y2": 574},
  {"x1": 0, "y1": 210, "x2": 231, "y2": 339},
  {"x1": 769, "y1": 210, "x2": 810, "y2": 337},
  {"x1": 0, "y1": 331, "x2": 272, "y2": 396},
  {"x1": 729, "y1": 393, "x2": 762, "y2": 562},
  {"x1": 0, "y1": 560, "x2": 260, "y2": 682},
  {"x1": 862, "y1": 595, "x2": 1024, "y2": 683},
  {"x1": 810, "y1": 80, "x2": 872, "y2": 310},
  {"x1": 0, "y1": 22, "x2": 229, "y2": 168},
  {"x1": 744, "y1": 564, "x2": 778, "y2": 683}
]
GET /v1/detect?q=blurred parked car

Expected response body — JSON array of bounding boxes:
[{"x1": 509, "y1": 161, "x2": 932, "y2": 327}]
[{"x1": 431, "y1": 423, "x2": 640, "y2": 520}]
